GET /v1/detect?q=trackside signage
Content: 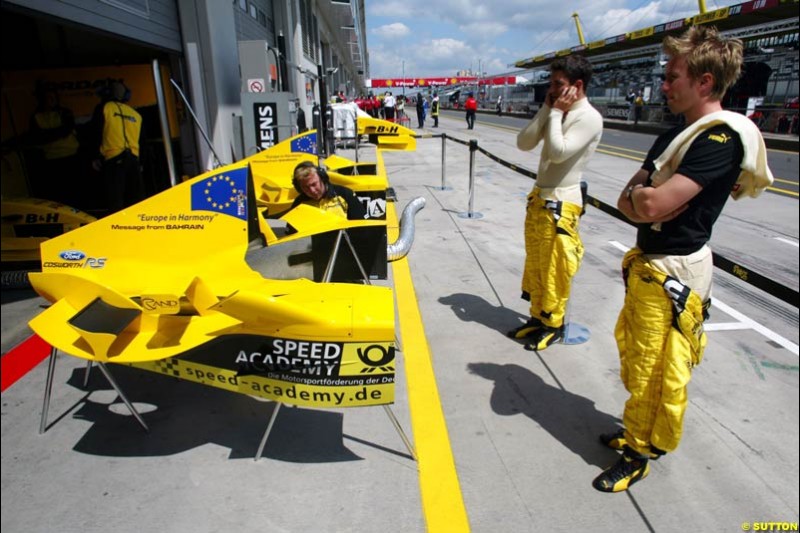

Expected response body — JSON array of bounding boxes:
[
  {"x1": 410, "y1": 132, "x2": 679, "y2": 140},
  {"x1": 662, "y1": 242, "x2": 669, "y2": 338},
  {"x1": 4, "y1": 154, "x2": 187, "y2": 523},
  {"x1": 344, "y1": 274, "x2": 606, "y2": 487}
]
[
  {"x1": 127, "y1": 335, "x2": 395, "y2": 408},
  {"x1": 254, "y1": 102, "x2": 279, "y2": 150}
]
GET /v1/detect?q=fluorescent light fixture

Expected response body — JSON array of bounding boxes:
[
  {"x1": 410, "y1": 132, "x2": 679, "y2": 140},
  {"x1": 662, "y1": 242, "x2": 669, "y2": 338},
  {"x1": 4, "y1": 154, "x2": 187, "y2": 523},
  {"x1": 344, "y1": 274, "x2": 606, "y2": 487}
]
[{"x1": 331, "y1": 0, "x2": 350, "y2": 5}]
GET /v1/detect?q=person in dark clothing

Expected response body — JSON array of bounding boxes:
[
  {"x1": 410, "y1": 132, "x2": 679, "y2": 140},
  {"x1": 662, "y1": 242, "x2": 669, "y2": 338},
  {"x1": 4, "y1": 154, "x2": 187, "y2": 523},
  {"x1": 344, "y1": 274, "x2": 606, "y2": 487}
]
[
  {"x1": 416, "y1": 96, "x2": 426, "y2": 129},
  {"x1": 90, "y1": 81, "x2": 144, "y2": 214},
  {"x1": 465, "y1": 92, "x2": 478, "y2": 129},
  {"x1": 296, "y1": 100, "x2": 308, "y2": 133},
  {"x1": 28, "y1": 83, "x2": 81, "y2": 206}
]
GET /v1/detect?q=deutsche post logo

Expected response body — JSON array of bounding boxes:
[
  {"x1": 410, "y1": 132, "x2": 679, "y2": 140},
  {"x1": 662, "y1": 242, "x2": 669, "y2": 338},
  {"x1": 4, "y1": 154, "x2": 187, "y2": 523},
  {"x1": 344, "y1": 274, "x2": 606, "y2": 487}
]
[{"x1": 357, "y1": 344, "x2": 395, "y2": 373}]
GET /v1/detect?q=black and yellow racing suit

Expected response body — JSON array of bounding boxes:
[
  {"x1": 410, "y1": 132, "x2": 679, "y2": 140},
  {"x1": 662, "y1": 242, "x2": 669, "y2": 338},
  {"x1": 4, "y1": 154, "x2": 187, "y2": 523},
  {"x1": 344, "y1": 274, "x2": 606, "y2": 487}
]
[
  {"x1": 522, "y1": 192, "x2": 584, "y2": 329},
  {"x1": 616, "y1": 249, "x2": 708, "y2": 454}
]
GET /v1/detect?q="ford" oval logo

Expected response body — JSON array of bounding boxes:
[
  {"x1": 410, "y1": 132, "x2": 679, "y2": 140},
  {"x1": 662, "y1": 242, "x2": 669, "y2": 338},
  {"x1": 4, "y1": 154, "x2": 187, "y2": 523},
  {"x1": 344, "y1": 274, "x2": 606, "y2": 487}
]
[{"x1": 59, "y1": 250, "x2": 86, "y2": 261}]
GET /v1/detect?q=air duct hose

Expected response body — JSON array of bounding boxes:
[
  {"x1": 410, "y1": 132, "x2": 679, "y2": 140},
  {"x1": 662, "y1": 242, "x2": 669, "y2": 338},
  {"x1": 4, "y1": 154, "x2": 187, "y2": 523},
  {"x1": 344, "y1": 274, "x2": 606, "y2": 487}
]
[{"x1": 387, "y1": 196, "x2": 426, "y2": 262}]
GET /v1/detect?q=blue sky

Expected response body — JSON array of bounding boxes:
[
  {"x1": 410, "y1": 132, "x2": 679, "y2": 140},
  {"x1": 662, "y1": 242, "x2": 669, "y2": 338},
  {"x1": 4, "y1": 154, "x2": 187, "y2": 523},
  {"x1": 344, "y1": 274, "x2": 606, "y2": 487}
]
[{"x1": 364, "y1": 0, "x2": 746, "y2": 79}]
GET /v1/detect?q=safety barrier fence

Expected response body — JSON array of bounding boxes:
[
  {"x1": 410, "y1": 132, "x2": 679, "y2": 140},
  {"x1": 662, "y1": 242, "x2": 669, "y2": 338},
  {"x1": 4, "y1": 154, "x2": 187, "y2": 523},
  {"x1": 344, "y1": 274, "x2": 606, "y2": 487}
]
[{"x1": 402, "y1": 132, "x2": 799, "y2": 309}]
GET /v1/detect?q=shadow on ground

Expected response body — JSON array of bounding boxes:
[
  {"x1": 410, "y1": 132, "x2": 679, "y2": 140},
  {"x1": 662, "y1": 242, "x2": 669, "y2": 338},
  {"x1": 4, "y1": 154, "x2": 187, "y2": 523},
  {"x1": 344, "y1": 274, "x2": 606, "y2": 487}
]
[
  {"x1": 55, "y1": 365, "x2": 364, "y2": 463},
  {"x1": 468, "y1": 362, "x2": 621, "y2": 468},
  {"x1": 439, "y1": 292, "x2": 529, "y2": 337}
]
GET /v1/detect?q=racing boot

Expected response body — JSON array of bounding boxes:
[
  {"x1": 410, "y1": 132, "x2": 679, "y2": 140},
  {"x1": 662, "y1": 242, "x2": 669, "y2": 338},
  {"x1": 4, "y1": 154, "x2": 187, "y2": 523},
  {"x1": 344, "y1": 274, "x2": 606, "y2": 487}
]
[
  {"x1": 599, "y1": 429, "x2": 666, "y2": 460},
  {"x1": 592, "y1": 446, "x2": 650, "y2": 493},
  {"x1": 506, "y1": 317, "x2": 543, "y2": 339},
  {"x1": 524, "y1": 325, "x2": 564, "y2": 352}
]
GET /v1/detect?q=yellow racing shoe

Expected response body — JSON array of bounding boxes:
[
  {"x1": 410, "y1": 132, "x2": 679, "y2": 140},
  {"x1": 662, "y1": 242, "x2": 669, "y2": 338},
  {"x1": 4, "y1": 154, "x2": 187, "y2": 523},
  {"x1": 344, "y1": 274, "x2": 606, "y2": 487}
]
[
  {"x1": 600, "y1": 429, "x2": 666, "y2": 460},
  {"x1": 524, "y1": 325, "x2": 564, "y2": 351},
  {"x1": 592, "y1": 448, "x2": 650, "y2": 493},
  {"x1": 506, "y1": 317, "x2": 543, "y2": 339}
]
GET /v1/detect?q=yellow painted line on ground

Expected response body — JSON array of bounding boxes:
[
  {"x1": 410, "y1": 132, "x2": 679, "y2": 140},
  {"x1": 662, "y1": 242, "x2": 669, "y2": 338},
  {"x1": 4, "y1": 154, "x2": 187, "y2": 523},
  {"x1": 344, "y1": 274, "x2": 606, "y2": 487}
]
[
  {"x1": 596, "y1": 147, "x2": 644, "y2": 162},
  {"x1": 388, "y1": 203, "x2": 470, "y2": 533},
  {"x1": 767, "y1": 147, "x2": 799, "y2": 155},
  {"x1": 768, "y1": 186, "x2": 799, "y2": 197},
  {"x1": 599, "y1": 143, "x2": 648, "y2": 155},
  {"x1": 773, "y1": 177, "x2": 797, "y2": 185}
]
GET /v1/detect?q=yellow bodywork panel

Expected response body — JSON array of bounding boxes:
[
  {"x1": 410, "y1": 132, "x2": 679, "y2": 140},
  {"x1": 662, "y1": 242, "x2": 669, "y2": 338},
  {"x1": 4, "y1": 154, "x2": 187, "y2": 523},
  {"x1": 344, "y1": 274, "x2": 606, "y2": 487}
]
[
  {"x1": 26, "y1": 115, "x2": 416, "y2": 408},
  {"x1": 1, "y1": 198, "x2": 96, "y2": 263},
  {"x1": 28, "y1": 155, "x2": 392, "y2": 363}
]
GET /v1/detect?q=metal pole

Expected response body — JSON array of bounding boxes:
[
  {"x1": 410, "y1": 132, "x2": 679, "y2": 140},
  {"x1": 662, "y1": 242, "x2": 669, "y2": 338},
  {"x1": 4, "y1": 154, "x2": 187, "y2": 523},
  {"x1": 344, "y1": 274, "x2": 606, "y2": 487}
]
[
  {"x1": 98, "y1": 363, "x2": 149, "y2": 432},
  {"x1": 458, "y1": 139, "x2": 483, "y2": 219},
  {"x1": 322, "y1": 230, "x2": 345, "y2": 282},
  {"x1": 152, "y1": 59, "x2": 177, "y2": 186},
  {"x1": 468, "y1": 141, "x2": 476, "y2": 214},
  {"x1": 169, "y1": 79, "x2": 223, "y2": 167},
  {"x1": 255, "y1": 402, "x2": 282, "y2": 461},
  {"x1": 383, "y1": 405, "x2": 417, "y2": 461},
  {"x1": 439, "y1": 134, "x2": 451, "y2": 190},
  {"x1": 39, "y1": 346, "x2": 58, "y2": 434}
]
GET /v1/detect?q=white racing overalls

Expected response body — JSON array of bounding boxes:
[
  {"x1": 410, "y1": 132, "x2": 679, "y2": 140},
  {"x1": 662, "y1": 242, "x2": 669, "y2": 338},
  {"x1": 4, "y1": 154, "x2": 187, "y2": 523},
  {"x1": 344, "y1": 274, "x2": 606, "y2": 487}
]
[
  {"x1": 615, "y1": 248, "x2": 709, "y2": 455},
  {"x1": 522, "y1": 191, "x2": 584, "y2": 328}
]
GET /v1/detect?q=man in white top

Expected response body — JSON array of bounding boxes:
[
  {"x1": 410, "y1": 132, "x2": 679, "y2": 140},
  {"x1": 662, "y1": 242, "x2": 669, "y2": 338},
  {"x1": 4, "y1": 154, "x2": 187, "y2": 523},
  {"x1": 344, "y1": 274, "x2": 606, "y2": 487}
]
[
  {"x1": 509, "y1": 55, "x2": 603, "y2": 351},
  {"x1": 383, "y1": 91, "x2": 397, "y2": 121}
]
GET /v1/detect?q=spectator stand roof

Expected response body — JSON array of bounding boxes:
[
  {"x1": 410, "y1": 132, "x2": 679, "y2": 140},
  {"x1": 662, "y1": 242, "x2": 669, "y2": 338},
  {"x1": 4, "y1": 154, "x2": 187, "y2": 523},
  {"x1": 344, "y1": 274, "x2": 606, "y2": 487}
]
[{"x1": 514, "y1": 0, "x2": 799, "y2": 70}]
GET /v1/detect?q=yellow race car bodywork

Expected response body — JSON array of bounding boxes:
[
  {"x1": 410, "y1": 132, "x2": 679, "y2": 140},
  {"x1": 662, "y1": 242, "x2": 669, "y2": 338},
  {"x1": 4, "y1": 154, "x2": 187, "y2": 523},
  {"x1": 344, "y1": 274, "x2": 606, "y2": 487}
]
[
  {"x1": 27, "y1": 119, "x2": 416, "y2": 408},
  {"x1": 1, "y1": 197, "x2": 96, "y2": 264}
]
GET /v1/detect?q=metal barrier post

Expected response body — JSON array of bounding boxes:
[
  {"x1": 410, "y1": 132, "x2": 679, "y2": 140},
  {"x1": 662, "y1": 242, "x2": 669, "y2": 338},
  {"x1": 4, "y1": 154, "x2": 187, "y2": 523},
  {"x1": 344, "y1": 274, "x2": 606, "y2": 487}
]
[
  {"x1": 438, "y1": 134, "x2": 451, "y2": 191},
  {"x1": 561, "y1": 298, "x2": 590, "y2": 345},
  {"x1": 458, "y1": 139, "x2": 483, "y2": 219}
]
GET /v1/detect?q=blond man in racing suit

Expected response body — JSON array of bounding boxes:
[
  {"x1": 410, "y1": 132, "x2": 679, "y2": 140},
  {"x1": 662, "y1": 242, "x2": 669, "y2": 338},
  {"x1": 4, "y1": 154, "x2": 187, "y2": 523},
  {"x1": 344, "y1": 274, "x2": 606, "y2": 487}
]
[{"x1": 593, "y1": 25, "x2": 773, "y2": 493}]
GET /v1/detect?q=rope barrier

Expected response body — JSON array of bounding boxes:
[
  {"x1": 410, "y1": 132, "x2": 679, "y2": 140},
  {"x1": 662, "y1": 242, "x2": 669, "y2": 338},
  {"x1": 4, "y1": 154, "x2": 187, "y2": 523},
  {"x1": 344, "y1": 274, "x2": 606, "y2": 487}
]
[{"x1": 422, "y1": 133, "x2": 799, "y2": 308}]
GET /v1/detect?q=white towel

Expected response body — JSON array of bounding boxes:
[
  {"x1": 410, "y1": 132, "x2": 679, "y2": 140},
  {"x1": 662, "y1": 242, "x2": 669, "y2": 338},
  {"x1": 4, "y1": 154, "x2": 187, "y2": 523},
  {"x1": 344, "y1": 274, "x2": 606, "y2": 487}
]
[{"x1": 651, "y1": 110, "x2": 773, "y2": 200}]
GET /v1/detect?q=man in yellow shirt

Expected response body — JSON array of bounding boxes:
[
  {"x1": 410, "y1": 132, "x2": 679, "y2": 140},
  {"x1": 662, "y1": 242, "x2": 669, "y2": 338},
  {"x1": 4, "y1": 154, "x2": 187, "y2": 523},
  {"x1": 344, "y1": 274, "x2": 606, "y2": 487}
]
[{"x1": 92, "y1": 81, "x2": 143, "y2": 214}]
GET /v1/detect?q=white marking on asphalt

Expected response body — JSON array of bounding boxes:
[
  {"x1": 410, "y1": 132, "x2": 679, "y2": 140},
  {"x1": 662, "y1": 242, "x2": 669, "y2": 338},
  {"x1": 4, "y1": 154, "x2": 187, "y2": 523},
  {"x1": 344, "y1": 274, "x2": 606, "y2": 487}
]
[
  {"x1": 607, "y1": 241, "x2": 799, "y2": 357},
  {"x1": 710, "y1": 300, "x2": 799, "y2": 356},
  {"x1": 704, "y1": 322, "x2": 750, "y2": 331},
  {"x1": 774, "y1": 237, "x2": 799, "y2": 248},
  {"x1": 608, "y1": 240, "x2": 631, "y2": 253}
]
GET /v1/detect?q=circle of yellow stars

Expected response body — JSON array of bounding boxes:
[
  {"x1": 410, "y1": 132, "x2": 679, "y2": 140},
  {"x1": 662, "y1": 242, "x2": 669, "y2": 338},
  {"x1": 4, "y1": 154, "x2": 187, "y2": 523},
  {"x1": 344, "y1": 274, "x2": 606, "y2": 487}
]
[{"x1": 204, "y1": 175, "x2": 239, "y2": 210}]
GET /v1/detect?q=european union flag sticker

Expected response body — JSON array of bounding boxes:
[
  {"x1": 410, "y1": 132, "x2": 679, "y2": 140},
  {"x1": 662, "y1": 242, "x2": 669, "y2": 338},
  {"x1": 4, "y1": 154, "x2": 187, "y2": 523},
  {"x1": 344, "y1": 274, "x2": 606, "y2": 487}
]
[
  {"x1": 190, "y1": 167, "x2": 248, "y2": 220},
  {"x1": 290, "y1": 132, "x2": 317, "y2": 154}
]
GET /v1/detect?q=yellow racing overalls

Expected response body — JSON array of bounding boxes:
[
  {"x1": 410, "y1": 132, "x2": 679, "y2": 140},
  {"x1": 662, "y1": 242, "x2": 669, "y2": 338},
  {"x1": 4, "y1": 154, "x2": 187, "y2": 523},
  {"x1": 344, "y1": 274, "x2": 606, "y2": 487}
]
[
  {"x1": 615, "y1": 248, "x2": 708, "y2": 455},
  {"x1": 522, "y1": 190, "x2": 584, "y2": 328},
  {"x1": 100, "y1": 101, "x2": 142, "y2": 160}
]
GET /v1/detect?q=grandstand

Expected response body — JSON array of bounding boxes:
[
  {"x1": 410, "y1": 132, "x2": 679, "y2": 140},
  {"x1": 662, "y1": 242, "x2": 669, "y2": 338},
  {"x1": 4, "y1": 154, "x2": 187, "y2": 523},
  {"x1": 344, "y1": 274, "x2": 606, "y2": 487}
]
[{"x1": 478, "y1": 0, "x2": 799, "y2": 128}]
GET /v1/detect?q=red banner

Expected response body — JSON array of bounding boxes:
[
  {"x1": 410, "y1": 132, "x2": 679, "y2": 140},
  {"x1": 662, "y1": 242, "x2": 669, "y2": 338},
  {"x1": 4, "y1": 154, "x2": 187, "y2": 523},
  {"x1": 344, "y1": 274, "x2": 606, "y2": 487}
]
[{"x1": 367, "y1": 76, "x2": 518, "y2": 88}]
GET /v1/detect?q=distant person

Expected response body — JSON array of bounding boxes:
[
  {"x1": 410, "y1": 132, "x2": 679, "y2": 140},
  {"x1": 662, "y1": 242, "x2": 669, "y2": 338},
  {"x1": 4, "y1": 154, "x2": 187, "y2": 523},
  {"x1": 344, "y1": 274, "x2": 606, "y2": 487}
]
[
  {"x1": 291, "y1": 161, "x2": 366, "y2": 220},
  {"x1": 465, "y1": 92, "x2": 478, "y2": 129},
  {"x1": 634, "y1": 91, "x2": 644, "y2": 126},
  {"x1": 511, "y1": 55, "x2": 603, "y2": 351},
  {"x1": 626, "y1": 88, "x2": 637, "y2": 121},
  {"x1": 416, "y1": 96, "x2": 426, "y2": 129},
  {"x1": 28, "y1": 82, "x2": 81, "y2": 206},
  {"x1": 396, "y1": 96, "x2": 406, "y2": 121},
  {"x1": 296, "y1": 99, "x2": 308, "y2": 133},
  {"x1": 384, "y1": 91, "x2": 397, "y2": 122},
  {"x1": 431, "y1": 94, "x2": 440, "y2": 128},
  {"x1": 91, "y1": 80, "x2": 143, "y2": 214},
  {"x1": 496, "y1": 95, "x2": 503, "y2": 116},
  {"x1": 595, "y1": 25, "x2": 773, "y2": 494}
]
